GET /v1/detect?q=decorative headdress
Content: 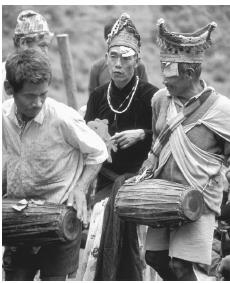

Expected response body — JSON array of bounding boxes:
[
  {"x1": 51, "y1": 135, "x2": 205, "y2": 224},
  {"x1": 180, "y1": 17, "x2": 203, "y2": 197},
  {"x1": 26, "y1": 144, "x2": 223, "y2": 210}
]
[
  {"x1": 156, "y1": 18, "x2": 217, "y2": 63},
  {"x1": 107, "y1": 13, "x2": 141, "y2": 54},
  {"x1": 14, "y1": 10, "x2": 53, "y2": 38}
]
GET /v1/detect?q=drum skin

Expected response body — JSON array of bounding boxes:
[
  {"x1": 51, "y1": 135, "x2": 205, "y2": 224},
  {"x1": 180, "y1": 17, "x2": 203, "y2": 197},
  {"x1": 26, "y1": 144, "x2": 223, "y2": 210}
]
[
  {"x1": 114, "y1": 179, "x2": 204, "y2": 228},
  {"x1": 2, "y1": 199, "x2": 81, "y2": 246}
]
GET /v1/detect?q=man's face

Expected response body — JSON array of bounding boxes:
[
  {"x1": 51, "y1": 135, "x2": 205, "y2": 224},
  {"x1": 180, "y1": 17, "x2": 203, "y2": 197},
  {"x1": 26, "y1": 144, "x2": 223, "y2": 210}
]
[
  {"x1": 161, "y1": 62, "x2": 190, "y2": 97},
  {"x1": 20, "y1": 33, "x2": 52, "y2": 56},
  {"x1": 106, "y1": 46, "x2": 138, "y2": 88},
  {"x1": 14, "y1": 81, "x2": 48, "y2": 119}
]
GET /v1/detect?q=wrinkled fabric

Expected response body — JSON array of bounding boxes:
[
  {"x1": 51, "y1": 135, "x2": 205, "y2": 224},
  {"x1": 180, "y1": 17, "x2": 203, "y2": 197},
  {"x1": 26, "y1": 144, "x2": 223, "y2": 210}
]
[
  {"x1": 94, "y1": 174, "x2": 143, "y2": 281},
  {"x1": 2, "y1": 97, "x2": 107, "y2": 203}
]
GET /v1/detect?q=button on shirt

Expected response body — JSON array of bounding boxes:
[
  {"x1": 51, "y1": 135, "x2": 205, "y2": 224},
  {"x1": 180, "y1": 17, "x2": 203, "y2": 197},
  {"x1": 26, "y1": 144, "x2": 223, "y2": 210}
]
[{"x1": 2, "y1": 97, "x2": 108, "y2": 203}]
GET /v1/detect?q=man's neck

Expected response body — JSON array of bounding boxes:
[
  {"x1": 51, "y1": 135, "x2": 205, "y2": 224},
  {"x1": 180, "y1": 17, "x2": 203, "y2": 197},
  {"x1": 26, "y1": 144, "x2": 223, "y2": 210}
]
[
  {"x1": 16, "y1": 110, "x2": 32, "y2": 125},
  {"x1": 179, "y1": 80, "x2": 204, "y2": 104},
  {"x1": 113, "y1": 76, "x2": 133, "y2": 90}
]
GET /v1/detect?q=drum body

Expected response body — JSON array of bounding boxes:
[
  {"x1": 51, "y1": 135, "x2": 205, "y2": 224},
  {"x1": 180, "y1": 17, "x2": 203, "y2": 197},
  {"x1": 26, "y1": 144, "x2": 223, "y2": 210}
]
[
  {"x1": 2, "y1": 199, "x2": 81, "y2": 246},
  {"x1": 114, "y1": 179, "x2": 204, "y2": 228}
]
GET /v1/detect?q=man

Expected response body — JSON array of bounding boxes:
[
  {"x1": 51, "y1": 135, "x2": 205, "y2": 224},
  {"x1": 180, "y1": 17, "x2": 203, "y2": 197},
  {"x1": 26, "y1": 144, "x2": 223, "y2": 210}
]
[
  {"x1": 141, "y1": 19, "x2": 230, "y2": 280},
  {"x1": 88, "y1": 16, "x2": 148, "y2": 95},
  {"x1": 84, "y1": 13, "x2": 158, "y2": 280},
  {"x1": 2, "y1": 9, "x2": 53, "y2": 102},
  {"x1": 2, "y1": 48, "x2": 108, "y2": 281},
  {"x1": 85, "y1": 13, "x2": 158, "y2": 191}
]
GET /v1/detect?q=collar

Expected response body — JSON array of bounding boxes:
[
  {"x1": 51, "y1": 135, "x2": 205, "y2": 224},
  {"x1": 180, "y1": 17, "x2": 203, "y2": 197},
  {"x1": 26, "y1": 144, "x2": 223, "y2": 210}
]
[
  {"x1": 6, "y1": 99, "x2": 45, "y2": 126},
  {"x1": 167, "y1": 80, "x2": 208, "y2": 107}
]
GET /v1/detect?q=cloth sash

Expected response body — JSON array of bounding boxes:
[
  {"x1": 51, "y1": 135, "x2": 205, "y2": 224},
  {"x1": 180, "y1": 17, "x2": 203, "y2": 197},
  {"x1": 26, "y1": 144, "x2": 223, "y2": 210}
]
[
  {"x1": 151, "y1": 87, "x2": 213, "y2": 157},
  {"x1": 155, "y1": 90, "x2": 230, "y2": 214}
]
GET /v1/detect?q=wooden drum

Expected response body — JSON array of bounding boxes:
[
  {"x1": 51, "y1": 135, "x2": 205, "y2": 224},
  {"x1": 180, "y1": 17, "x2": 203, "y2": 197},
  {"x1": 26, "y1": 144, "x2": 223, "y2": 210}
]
[
  {"x1": 2, "y1": 199, "x2": 81, "y2": 246},
  {"x1": 114, "y1": 179, "x2": 204, "y2": 228}
]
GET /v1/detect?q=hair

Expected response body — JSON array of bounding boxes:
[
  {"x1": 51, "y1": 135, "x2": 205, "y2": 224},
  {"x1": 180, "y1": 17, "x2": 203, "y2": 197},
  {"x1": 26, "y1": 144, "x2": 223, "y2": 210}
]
[
  {"x1": 104, "y1": 18, "x2": 117, "y2": 40},
  {"x1": 5, "y1": 48, "x2": 52, "y2": 93},
  {"x1": 178, "y1": 62, "x2": 202, "y2": 80}
]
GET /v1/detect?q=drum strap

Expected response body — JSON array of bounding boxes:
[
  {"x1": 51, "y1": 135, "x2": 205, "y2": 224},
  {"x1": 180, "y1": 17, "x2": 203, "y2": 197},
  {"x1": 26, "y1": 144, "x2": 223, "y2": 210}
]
[{"x1": 151, "y1": 87, "x2": 214, "y2": 157}]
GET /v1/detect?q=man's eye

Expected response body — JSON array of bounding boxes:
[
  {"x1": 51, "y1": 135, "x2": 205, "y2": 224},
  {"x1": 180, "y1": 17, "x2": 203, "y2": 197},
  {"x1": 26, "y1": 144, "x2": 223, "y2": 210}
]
[{"x1": 39, "y1": 43, "x2": 48, "y2": 48}]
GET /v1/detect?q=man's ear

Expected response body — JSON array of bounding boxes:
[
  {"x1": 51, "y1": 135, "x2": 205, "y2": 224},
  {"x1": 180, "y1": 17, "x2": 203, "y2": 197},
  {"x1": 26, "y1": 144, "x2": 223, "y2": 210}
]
[
  {"x1": 4, "y1": 80, "x2": 14, "y2": 96},
  {"x1": 134, "y1": 55, "x2": 139, "y2": 69},
  {"x1": 185, "y1": 68, "x2": 194, "y2": 80}
]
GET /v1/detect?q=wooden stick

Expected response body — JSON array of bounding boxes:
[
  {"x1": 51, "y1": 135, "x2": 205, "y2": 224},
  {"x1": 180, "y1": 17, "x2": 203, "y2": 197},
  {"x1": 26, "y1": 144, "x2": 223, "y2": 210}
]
[{"x1": 56, "y1": 34, "x2": 78, "y2": 110}]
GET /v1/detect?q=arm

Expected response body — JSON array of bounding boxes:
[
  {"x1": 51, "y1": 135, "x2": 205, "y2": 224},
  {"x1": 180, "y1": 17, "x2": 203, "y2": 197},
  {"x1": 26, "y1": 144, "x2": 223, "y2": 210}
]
[
  {"x1": 61, "y1": 112, "x2": 108, "y2": 224},
  {"x1": 110, "y1": 129, "x2": 146, "y2": 149},
  {"x1": 67, "y1": 163, "x2": 102, "y2": 226},
  {"x1": 111, "y1": 85, "x2": 158, "y2": 149}
]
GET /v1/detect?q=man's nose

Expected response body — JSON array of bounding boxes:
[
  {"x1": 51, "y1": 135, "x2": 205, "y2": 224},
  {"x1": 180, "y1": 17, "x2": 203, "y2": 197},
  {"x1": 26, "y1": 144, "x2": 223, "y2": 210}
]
[
  {"x1": 115, "y1": 56, "x2": 122, "y2": 67},
  {"x1": 32, "y1": 97, "x2": 43, "y2": 108}
]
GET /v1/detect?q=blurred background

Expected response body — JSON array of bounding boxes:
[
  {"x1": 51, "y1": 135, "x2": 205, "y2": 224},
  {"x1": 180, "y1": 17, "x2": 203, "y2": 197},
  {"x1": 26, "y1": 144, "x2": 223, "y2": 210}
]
[{"x1": 2, "y1": 5, "x2": 230, "y2": 108}]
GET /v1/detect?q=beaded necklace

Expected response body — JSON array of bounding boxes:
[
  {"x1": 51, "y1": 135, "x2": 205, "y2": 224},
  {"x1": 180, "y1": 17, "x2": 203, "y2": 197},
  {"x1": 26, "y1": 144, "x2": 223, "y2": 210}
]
[{"x1": 107, "y1": 76, "x2": 139, "y2": 121}]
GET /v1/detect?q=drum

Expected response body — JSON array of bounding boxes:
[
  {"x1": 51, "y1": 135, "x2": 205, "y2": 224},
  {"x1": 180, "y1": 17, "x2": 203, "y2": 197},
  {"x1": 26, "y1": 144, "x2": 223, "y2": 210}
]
[
  {"x1": 114, "y1": 179, "x2": 204, "y2": 228},
  {"x1": 2, "y1": 199, "x2": 81, "y2": 246}
]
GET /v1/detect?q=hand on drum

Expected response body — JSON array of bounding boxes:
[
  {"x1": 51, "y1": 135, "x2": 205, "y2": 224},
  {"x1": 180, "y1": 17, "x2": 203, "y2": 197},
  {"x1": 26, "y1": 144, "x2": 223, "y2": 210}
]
[
  {"x1": 125, "y1": 154, "x2": 158, "y2": 184},
  {"x1": 139, "y1": 153, "x2": 158, "y2": 174},
  {"x1": 67, "y1": 189, "x2": 88, "y2": 228},
  {"x1": 111, "y1": 129, "x2": 145, "y2": 149}
]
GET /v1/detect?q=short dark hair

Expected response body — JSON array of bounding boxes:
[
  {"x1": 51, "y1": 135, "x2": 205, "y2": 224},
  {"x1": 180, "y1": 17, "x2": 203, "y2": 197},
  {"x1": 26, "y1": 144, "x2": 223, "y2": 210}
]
[
  {"x1": 5, "y1": 48, "x2": 52, "y2": 93},
  {"x1": 178, "y1": 62, "x2": 202, "y2": 79}
]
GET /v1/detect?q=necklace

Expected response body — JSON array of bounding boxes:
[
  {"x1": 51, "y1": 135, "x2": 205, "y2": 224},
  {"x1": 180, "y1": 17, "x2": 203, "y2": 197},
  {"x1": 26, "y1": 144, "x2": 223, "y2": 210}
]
[{"x1": 107, "y1": 76, "x2": 139, "y2": 118}]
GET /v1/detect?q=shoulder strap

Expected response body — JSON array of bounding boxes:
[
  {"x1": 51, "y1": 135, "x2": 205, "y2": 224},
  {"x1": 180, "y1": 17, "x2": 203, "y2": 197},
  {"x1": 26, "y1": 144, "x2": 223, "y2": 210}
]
[{"x1": 151, "y1": 88, "x2": 215, "y2": 157}]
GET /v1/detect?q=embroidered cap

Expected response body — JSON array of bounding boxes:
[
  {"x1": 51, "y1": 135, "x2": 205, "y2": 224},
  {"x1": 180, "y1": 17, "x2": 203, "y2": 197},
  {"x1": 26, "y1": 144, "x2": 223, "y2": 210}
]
[
  {"x1": 14, "y1": 10, "x2": 53, "y2": 37},
  {"x1": 156, "y1": 18, "x2": 217, "y2": 63},
  {"x1": 107, "y1": 13, "x2": 141, "y2": 55}
]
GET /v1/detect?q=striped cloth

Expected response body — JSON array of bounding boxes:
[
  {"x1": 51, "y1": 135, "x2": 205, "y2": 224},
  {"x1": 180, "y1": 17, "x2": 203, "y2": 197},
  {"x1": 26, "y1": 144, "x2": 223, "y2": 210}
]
[{"x1": 151, "y1": 87, "x2": 213, "y2": 157}]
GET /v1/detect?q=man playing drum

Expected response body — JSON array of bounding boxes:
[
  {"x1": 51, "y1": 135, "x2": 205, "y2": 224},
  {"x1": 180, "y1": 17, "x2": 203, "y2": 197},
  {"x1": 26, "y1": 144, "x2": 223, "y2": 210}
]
[
  {"x1": 140, "y1": 19, "x2": 230, "y2": 280},
  {"x1": 2, "y1": 48, "x2": 108, "y2": 280}
]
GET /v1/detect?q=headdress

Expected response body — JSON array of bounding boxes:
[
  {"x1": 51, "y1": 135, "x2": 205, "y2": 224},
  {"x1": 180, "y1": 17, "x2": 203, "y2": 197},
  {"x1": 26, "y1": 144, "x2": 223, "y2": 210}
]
[
  {"x1": 156, "y1": 18, "x2": 217, "y2": 63},
  {"x1": 107, "y1": 13, "x2": 141, "y2": 54},
  {"x1": 14, "y1": 10, "x2": 53, "y2": 38}
]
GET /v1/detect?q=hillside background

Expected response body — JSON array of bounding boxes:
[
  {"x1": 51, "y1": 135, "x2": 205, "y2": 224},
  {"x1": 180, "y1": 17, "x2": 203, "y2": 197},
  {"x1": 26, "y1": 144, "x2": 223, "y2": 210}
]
[{"x1": 2, "y1": 5, "x2": 230, "y2": 108}]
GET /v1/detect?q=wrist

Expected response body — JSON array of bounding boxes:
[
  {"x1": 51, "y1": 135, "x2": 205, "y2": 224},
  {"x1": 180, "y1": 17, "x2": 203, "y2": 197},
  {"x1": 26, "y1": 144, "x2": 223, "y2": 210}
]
[{"x1": 138, "y1": 129, "x2": 145, "y2": 141}]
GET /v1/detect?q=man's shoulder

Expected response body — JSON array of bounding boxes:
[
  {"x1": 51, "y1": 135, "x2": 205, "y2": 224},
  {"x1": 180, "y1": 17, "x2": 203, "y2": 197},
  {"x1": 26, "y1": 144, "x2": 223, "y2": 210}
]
[
  {"x1": 45, "y1": 98, "x2": 83, "y2": 122},
  {"x1": 2, "y1": 97, "x2": 14, "y2": 115},
  {"x1": 151, "y1": 87, "x2": 169, "y2": 107},
  {"x1": 137, "y1": 80, "x2": 159, "y2": 98},
  {"x1": 90, "y1": 82, "x2": 109, "y2": 100}
]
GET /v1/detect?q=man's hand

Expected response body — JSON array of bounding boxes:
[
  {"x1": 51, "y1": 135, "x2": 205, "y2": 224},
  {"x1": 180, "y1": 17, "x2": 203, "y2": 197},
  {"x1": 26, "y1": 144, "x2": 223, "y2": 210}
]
[
  {"x1": 67, "y1": 188, "x2": 88, "y2": 227},
  {"x1": 125, "y1": 153, "x2": 158, "y2": 184},
  {"x1": 139, "y1": 153, "x2": 158, "y2": 174},
  {"x1": 111, "y1": 129, "x2": 145, "y2": 149}
]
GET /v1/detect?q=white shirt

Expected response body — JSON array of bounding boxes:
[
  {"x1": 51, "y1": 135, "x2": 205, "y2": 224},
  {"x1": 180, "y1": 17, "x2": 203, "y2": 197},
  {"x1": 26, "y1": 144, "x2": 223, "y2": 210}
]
[{"x1": 2, "y1": 97, "x2": 108, "y2": 203}]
